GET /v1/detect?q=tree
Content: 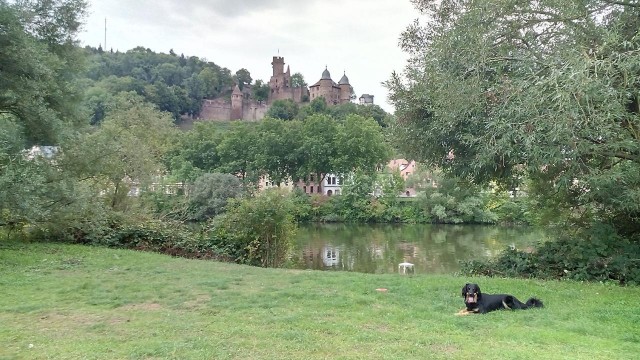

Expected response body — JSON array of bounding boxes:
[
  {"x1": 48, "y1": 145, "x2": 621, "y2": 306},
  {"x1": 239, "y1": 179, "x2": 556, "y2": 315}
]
[
  {"x1": 252, "y1": 79, "x2": 270, "y2": 103},
  {"x1": 64, "y1": 94, "x2": 178, "y2": 210},
  {"x1": 291, "y1": 72, "x2": 307, "y2": 87},
  {"x1": 217, "y1": 122, "x2": 259, "y2": 183},
  {"x1": 339, "y1": 170, "x2": 377, "y2": 222},
  {"x1": 297, "y1": 97, "x2": 328, "y2": 119},
  {"x1": 388, "y1": 0, "x2": 640, "y2": 235},
  {"x1": 215, "y1": 189, "x2": 296, "y2": 268},
  {"x1": 167, "y1": 121, "x2": 222, "y2": 182},
  {"x1": 334, "y1": 114, "x2": 391, "y2": 175},
  {"x1": 0, "y1": 0, "x2": 89, "y2": 233},
  {"x1": 0, "y1": 0, "x2": 88, "y2": 145},
  {"x1": 234, "y1": 68, "x2": 252, "y2": 90},
  {"x1": 266, "y1": 99, "x2": 299, "y2": 120},
  {"x1": 299, "y1": 114, "x2": 340, "y2": 185},
  {"x1": 188, "y1": 173, "x2": 243, "y2": 221},
  {"x1": 256, "y1": 118, "x2": 303, "y2": 186},
  {"x1": 355, "y1": 104, "x2": 392, "y2": 128}
]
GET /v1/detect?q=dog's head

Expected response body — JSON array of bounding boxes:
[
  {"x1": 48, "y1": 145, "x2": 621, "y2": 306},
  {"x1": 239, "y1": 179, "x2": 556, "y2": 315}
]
[{"x1": 461, "y1": 283, "x2": 481, "y2": 304}]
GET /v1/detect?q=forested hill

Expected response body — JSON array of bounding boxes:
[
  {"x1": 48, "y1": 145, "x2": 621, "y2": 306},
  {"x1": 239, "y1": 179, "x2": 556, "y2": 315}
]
[{"x1": 82, "y1": 46, "x2": 241, "y2": 124}]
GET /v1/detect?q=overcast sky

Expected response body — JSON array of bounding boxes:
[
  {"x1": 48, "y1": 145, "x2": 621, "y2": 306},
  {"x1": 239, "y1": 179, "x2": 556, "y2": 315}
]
[{"x1": 78, "y1": 0, "x2": 420, "y2": 113}]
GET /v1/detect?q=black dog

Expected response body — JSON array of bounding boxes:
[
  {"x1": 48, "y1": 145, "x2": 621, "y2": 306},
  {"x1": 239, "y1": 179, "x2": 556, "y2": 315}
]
[{"x1": 457, "y1": 283, "x2": 543, "y2": 315}]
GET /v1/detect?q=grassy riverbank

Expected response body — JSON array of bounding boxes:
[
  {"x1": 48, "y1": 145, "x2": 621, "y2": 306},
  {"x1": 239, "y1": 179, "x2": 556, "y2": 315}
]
[{"x1": 1, "y1": 242, "x2": 638, "y2": 359}]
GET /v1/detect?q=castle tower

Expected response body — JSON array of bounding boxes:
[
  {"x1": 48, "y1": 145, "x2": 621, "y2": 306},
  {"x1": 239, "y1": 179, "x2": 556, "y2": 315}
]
[
  {"x1": 269, "y1": 56, "x2": 296, "y2": 103},
  {"x1": 338, "y1": 72, "x2": 352, "y2": 104},
  {"x1": 231, "y1": 84, "x2": 243, "y2": 120},
  {"x1": 272, "y1": 56, "x2": 285, "y2": 76}
]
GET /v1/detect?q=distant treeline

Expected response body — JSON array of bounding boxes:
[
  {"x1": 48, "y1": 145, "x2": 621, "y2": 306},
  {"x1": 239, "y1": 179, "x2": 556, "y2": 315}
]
[{"x1": 82, "y1": 46, "x2": 237, "y2": 123}]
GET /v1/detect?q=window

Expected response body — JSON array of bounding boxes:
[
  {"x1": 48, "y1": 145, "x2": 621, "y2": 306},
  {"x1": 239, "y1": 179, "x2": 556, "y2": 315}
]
[{"x1": 310, "y1": 186, "x2": 314, "y2": 193}]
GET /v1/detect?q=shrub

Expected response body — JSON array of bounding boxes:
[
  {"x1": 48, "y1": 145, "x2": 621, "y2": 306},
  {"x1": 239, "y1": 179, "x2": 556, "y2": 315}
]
[
  {"x1": 188, "y1": 172, "x2": 243, "y2": 221},
  {"x1": 209, "y1": 189, "x2": 296, "y2": 267},
  {"x1": 460, "y1": 223, "x2": 640, "y2": 285}
]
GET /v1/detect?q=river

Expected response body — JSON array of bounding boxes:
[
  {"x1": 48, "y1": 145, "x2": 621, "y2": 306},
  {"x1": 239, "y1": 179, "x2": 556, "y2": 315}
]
[{"x1": 289, "y1": 223, "x2": 552, "y2": 274}]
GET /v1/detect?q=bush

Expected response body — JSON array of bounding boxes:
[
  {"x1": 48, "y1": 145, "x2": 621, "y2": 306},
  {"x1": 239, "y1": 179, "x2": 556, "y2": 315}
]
[
  {"x1": 209, "y1": 189, "x2": 296, "y2": 267},
  {"x1": 460, "y1": 223, "x2": 640, "y2": 285},
  {"x1": 188, "y1": 172, "x2": 243, "y2": 221}
]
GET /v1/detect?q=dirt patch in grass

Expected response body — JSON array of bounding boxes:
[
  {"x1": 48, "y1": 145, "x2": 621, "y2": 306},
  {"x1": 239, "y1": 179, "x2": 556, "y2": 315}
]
[
  {"x1": 35, "y1": 312, "x2": 129, "y2": 334},
  {"x1": 39, "y1": 312, "x2": 100, "y2": 326},
  {"x1": 118, "y1": 302, "x2": 163, "y2": 311},
  {"x1": 361, "y1": 322, "x2": 390, "y2": 333},
  {"x1": 183, "y1": 294, "x2": 211, "y2": 310},
  {"x1": 430, "y1": 343, "x2": 459, "y2": 355}
]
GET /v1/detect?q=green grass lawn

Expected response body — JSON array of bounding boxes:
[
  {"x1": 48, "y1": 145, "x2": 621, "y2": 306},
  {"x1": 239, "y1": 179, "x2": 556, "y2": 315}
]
[{"x1": 1, "y1": 242, "x2": 638, "y2": 359}]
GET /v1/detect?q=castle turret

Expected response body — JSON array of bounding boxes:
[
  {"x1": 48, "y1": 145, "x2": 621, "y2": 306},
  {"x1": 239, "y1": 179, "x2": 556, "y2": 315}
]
[
  {"x1": 231, "y1": 84, "x2": 243, "y2": 120},
  {"x1": 338, "y1": 72, "x2": 351, "y2": 104}
]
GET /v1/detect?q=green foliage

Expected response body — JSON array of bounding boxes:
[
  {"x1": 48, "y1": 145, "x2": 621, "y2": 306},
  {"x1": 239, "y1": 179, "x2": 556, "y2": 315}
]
[
  {"x1": 487, "y1": 192, "x2": 530, "y2": 225},
  {"x1": 333, "y1": 114, "x2": 391, "y2": 174},
  {"x1": 299, "y1": 114, "x2": 339, "y2": 182},
  {"x1": 0, "y1": 0, "x2": 92, "y2": 236},
  {"x1": 188, "y1": 172, "x2": 243, "y2": 221},
  {"x1": 418, "y1": 174, "x2": 497, "y2": 224},
  {"x1": 338, "y1": 170, "x2": 377, "y2": 222},
  {"x1": 166, "y1": 121, "x2": 222, "y2": 182},
  {"x1": 234, "y1": 68, "x2": 252, "y2": 90},
  {"x1": 462, "y1": 224, "x2": 640, "y2": 285},
  {"x1": 256, "y1": 118, "x2": 303, "y2": 186},
  {"x1": 0, "y1": 0, "x2": 87, "y2": 145},
  {"x1": 82, "y1": 45, "x2": 235, "y2": 122},
  {"x1": 63, "y1": 94, "x2": 178, "y2": 210},
  {"x1": 288, "y1": 188, "x2": 313, "y2": 222},
  {"x1": 211, "y1": 189, "x2": 296, "y2": 267},
  {"x1": 290, "y1": 72, "x2": 307, "y2": 87},
  {"x1": 139, "y1": 191, "x2": 191, "y2": 221},
  {"x1": 377, "y1": 170, "x2": 406, "y2": 207},
  {"x1": 297, "y1": 97, "x2": 328, "y2": 119},
  {"x1": 216, "y1": 121, "x2": 259, "y2": 182},
  {"x1": 265, "y1": 99, "x2": 299, "y2": 120},
  {"x1": 251, "y1": 79, "x2": 269, "y2": 102},
  {"x1": 388, "y1": 0, "x2": 640, "y2": 236}
]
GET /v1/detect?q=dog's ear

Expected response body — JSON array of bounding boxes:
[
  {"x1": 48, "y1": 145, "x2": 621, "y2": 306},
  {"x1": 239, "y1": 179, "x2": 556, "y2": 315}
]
[{"x1": 461, "y1": 284, "x2": 469, "y2": 297}]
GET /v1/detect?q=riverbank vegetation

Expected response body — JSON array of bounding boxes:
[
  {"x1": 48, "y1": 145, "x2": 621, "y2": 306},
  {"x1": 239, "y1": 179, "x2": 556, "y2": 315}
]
[{"x1": 1, "y1": 242, "x2": 638, "y2": 359}]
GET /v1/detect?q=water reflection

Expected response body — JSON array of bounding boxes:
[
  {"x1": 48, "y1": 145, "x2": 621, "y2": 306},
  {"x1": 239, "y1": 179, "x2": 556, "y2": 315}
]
[{"x1": 290, "y1": 223, "x2": 551, "y2": 274}]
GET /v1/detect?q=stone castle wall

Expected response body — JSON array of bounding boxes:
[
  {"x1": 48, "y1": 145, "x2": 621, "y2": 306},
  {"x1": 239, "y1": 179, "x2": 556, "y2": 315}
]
[
  {"x1": 199, "y1": 98, "x2": 268, "y2": 122},
  {"x1": 242, "y1": 101, "x2": 269, "y2": 121},
  {"x1": 199, "y1": 98, "x2": 231, "y2": 121}
]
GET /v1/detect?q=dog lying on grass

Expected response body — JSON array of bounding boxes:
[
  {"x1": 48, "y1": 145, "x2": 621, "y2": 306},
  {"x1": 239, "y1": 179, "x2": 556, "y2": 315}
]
[{"x1": 456, "y1": 283, "x2": 544, "y2": 315}]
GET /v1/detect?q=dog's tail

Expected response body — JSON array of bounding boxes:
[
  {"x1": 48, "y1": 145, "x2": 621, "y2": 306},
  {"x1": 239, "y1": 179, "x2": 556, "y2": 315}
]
[{"x1": 525, "y1": 298, "x2": 544, "y2": 309}]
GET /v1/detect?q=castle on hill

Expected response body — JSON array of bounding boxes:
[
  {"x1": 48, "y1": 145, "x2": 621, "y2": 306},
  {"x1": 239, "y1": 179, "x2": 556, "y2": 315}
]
[{"x1": 198, "y1": 56, "x2": 365, "y2": 121}]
